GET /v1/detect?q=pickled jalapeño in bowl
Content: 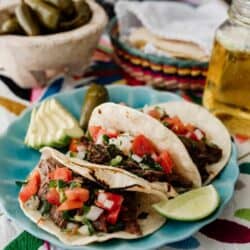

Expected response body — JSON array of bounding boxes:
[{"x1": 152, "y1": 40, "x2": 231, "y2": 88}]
[{"x1": 203, "y1": 0, "x2": 250, "y2": 136}]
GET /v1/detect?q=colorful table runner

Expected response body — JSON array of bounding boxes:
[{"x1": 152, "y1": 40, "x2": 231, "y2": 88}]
[{"x1": 0, "y1": 37, "x2": 249, "y2": 250}]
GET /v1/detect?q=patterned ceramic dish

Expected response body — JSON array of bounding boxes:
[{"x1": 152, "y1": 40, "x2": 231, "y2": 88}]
[
  {"x1": 0, "y1": 85, "x2": 238, "y2": 250},
  {"x1": 108, "y1": 19, "x2": 208, "y2": 90}
]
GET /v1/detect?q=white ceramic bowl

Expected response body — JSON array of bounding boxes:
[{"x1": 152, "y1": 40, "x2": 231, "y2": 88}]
[{"x1": 0, "y1": 0, "x2": 107, "y2": 88}]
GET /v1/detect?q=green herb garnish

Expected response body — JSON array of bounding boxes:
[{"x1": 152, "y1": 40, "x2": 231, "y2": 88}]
[
  {"x1": 163, "y1": 121, "x2": 169, "y2": 127},
  {"x1": 49, "y1": 180, "x2": 67, "y2": 189},
  {"x1": 70, "y1": 181, "x2": 82, "y2": 189},
  {"x1": 102, "y1": 134, "x2": 109, "y2": 145},
  {"x1": 62, "y1": 211, "x2": 71, "y2": 220},
  {"x1": 15, "y1": 180, "x2": 28, "y2": 186},
  {"x1": 83, "y1": 218, "x2": 95, "y2": 235},
  {"x1": 59, "y1": 190, "x2": 67, "y2": 203},
  {"x1": 110, "y1": 155, "x2": 123, "y2": 166},
  {"x1": 141, "y1": 155, "x2": 162, "y2": 171},
  {"x1": 83, "y1": 204, "x2": 90, "y2": 215},
  {"x1": 40, "y1": 200, "x2": 51, "y2": 216},
  {"x1": 49, "y1": 180, "x2": 57, "y2": 188},
  {"x1": 69, "y1": 151, "x2": 77, "y2": 157},
  {"x1": 57, "y1": 180, "x2": 67, "y2": 189}
]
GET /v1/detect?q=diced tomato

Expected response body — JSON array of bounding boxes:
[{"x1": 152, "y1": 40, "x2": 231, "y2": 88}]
[
  {"x1": 187, "y1": 128, "x2": 205, "y2": 141},
  {"x1": 157, "y1": 151, "x2": 173, "y2": 174},
  {"x1": 46, "y1": 188, "x2": 60, "y2": 206},
  {"x1": 49, "y1": 167, "x2": 72, "y2": 182},
  {"x1": 106, "y1": 205, "x2": 122, "y2": 225},
  {"x1": 105, "y1": 129, "x2": 118, "y2": 138},
  {"x1": 96, "y1": 192, "x2": 124, "y2": 212},
  {"x1": 69, "y1": 138, "x2": 80, "y2": 152},
  {"x1": 148, "y1": 109, "x2": 162, "y2": 120},
  {"x1": 89, "y1": 126, "x2": 102, "y2": 142},
  {"x1": 163, "y1": 116, "x2": 187, "y2": 135},
  {"x1": 96, "y1": 192, "x2": 123, "y2": 225},
  {"x1": 185, "y1": 123, "x2": 195, "y2": 133},
  {"x1": 89, "y1": 126, "x2": 118, "y2": 142},
  {"x1": 57, "y1": 200, "x2": 83, "y2": 211},
  {"x1": 65, "y1": 188, "x2": 89, "y2": 202},
  {"x1": 19, "y1": 171, "x2": 41, "y2": 203},
  {"x1": 132, "y1": 134, "x2": 156, "y2": 157}
]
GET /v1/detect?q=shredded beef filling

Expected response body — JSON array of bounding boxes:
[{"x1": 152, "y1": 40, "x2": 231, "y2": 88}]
[
  {"x1": 92, "y1": 214, "x2": 108, "y2": 233},
  {"x1": 49, "y1": 206, "x2": 67, "y2": 228},
  {"x1": 36, "y1": 157, "x2": 143, "y2": 235},
  {"x1": 79, "y1": 136, "x2": 193, "y2": 187},
  {"x1": 179, "y1": 136, "x2": 222, "y2": 182},
  {"x1": 119, "y1": 192, "x2": 142, "y2": 235}
]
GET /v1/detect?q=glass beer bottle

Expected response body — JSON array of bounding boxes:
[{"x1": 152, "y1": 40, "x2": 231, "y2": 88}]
[{"x1": 203, "y1": 0, "x2": 250, "y2": 136}]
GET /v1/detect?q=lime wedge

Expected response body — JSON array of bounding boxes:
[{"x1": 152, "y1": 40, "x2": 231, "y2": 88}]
[{"x1": 153, "y1": 185, "x2": 220, "y2": 221}]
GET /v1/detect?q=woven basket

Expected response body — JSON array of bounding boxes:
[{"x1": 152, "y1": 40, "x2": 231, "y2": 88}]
[{"x1": 108, "y1": 18, "x2": 208, "y2": 90}]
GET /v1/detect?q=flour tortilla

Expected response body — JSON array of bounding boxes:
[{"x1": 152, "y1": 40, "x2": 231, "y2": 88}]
[
  {"x1": 19, "y1": 147, "x2": 167, "y2": 246},
  {"x1": 88, "y1": 103, "x2": 202, "y2": 188},
  {"x1": 129, "y1": 27, "x2": 208, "y2": 61},
  {"x1": 147, "y1": 101, "x2": 232, "y2": 184}
]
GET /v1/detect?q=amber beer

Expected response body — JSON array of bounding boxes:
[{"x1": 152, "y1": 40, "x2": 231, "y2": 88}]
[{"x1": 203, "y1": 33, "x2": 250, "y2": 136}]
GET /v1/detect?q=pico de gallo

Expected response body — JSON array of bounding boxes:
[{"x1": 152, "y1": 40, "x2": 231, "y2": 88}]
[
  {"x1": 145, "y1": 106, "x2": 223, "y2": 182},
  {"x1": 68, "y1": 126, "x2": 193, "y2": 188},
  {"x1": 19, "y1": 157, "x2": 143, "y2": 235}
]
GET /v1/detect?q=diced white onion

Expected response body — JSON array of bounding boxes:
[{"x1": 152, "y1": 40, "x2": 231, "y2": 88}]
[
  {"x1": 103, "y1": 199, "x2": 114, "y2": 209},
  {"x1": 96, "y1": 134, "x2": 104, "y2": 145},
  {"x1": 186, "y1": 132, "x2": 192, "y2": 138},
  {"x1": 76, "y1": 145, "x2": 86, "y2": 152},
  {"x1": 97, "y1": 192, "x2": 106, "y2": 203},
  {"x1": 194, "y1": 129, "x2": 204, "y2": 140},
  {"x1": 109, "y1": 133, "x2": 133, "y2": 155},
  {"x1": 131, "y1": 154, "x2": 142, "y2": 163},
  {"x1": 25, "y1": 196, "x2": 40, "y2": 210},
  {"x1": 86, "y1": 206, "x2": 104, "y2": 221},
  {"x1": 67, "y1": 223, "x2": 78, "y2": 230},
  {"x1": 97, "y1": 192, "x2": 114, "y2": 210},
  {"x1": 76, "y1": 151, "x2": 86, "y2": 160},
  {"x1": 78, "y1": 225, "x2": 89, "y2": 236}
]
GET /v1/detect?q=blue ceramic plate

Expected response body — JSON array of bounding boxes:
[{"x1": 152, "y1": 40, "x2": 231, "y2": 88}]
[{"x1": 0, "y1": 85, "x2": 239, "y2": 250}]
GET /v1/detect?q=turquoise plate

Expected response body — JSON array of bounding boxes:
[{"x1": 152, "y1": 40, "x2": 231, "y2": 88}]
[{"x1": 0, "y1": 85, "x2": 239, "y2": 250}]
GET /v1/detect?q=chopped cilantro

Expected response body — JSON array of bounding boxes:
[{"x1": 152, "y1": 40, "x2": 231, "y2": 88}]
[
  {"x1": 163, "y1": 121, "x2": 169, "y2": 127},
  {"x1": 102, "y1": 134, "x2": 109, "y2": 145},
  {"x1": 15, "y1": 180, "x2": 28, "y2": 186},
  {"x1": 49, "y1": 180, "x2": 67, "y2": 189},
  {"x1": 59, "y1": 190, "x2": 67, "y2": 203},
  {"x1": 62, "y1": 211, "x2": 71, "y2": 220},
  {"x1": 40, "y1": 200, "x2": 51, "y2": 216},
  {"x1": 70, "y1": 181, "x2": 81, "y2": 189},
  {"x1": 69, "y1": 151, "x2": 77, "y2": 157},
  {"x1": 83, "y1": 204, "x2": 90, "y2": 215},
  {"x1": 141, "y1": 155, "x2": 162, "y2": 171},
  {"x1": 83, "y1": 218, "x2": 95, "y2": 235}
]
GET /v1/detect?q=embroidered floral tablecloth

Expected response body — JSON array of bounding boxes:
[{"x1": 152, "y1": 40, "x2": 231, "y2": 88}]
[{"x1": 0, "y1": 38, "x2": 249, "y2": 250}]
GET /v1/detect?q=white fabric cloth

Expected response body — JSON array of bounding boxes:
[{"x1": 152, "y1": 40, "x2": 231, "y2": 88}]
[{"x1": 115, "y1": 0, "x2": 228, "y2": 55}]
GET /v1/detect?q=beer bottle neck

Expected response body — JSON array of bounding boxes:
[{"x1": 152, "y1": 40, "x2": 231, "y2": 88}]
[{"x1": 229, "y1": 0, "x2": 250, "y2": 26}]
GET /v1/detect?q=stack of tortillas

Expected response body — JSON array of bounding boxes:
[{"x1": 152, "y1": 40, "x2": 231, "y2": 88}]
[{"x1": 115, "y1": 0, "x2": 227, "y2": 61}]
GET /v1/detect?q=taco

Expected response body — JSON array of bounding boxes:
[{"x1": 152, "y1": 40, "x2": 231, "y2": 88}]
[
  {"x1": 19, "y1": 147, "x2": 167, "y2": 246},
  {"x1": 68, "y1": 103, "x2": 202, "y2": 188},
  {"x1": 143, "y1": 101, "x2": 231, "y2": 184}
]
